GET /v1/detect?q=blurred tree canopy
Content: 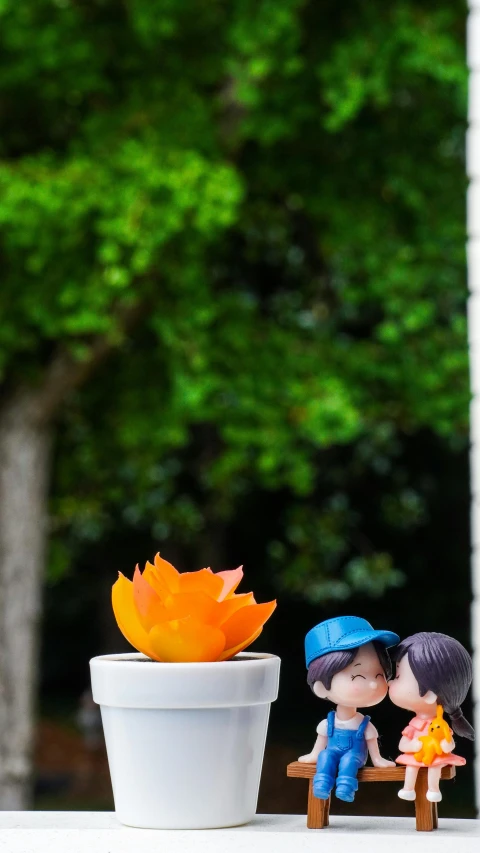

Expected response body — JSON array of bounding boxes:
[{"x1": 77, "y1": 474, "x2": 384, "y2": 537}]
[{"x1": 0, "y1": 0, "x2": 468, "y2": 601}]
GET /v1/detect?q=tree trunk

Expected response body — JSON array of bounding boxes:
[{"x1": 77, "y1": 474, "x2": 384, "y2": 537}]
[
  {"x1": 0, "y1": 393, "x2": 52, "y2": 809},
  {"x1": 0, "y1": 310, "x2": 143, "y2": 809}
]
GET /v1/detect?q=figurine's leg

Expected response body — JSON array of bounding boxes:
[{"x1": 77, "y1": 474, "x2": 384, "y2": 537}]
[
  {"x1": 398, "y1": 766, "x2": 419, "y2": 801},
  {"x1": 426, "y1": 766, "x2": 442, "y2": 803},
  {"x1": 313, "y1": 748, "x2": 340, "y2": 799},
  {"x1": 335, "y1": 750, "x2": 364, "y2": 802}
]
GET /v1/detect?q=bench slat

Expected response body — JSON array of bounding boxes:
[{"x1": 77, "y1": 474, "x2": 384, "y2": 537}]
[{"x1": 287, "y1": 761, "x2": 455, "y2": 782}]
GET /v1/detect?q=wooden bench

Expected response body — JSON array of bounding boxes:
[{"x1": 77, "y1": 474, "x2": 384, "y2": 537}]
[{"x1": 287, "y1": 761, "x2": 455, "y2": 832}]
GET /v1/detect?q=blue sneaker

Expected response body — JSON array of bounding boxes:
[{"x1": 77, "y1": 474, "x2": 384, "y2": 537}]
[
  {"x1": 335, "y1": 785, "x2": 355, "y2": 802},
  {"x1": 335, "y1": 778, "x2": 358, "y2": 803},
  {"x1": 313, "y1": 773, "x2": 333, "y2": 800}
]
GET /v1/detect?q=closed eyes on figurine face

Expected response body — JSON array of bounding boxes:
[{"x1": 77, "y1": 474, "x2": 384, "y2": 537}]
[
  {"x1": 314, "y1": 642, "x2": 389, "y2": 707},
  {"x1": 351, "y1": 669, "x2": 385, "y2": 681},
  {"x1": 351, "y1": 663, "x2": 366, "y2": 681}
]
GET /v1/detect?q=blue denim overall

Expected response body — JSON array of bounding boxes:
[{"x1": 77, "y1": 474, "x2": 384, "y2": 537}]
[{"x1": 313, "y1": 711, "x2": 370, "y2": 803}]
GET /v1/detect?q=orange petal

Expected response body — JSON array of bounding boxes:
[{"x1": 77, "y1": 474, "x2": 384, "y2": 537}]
[
  {"x1": 143, "y1": 561, "x2": 171, "y2": 600},
  {"x1": 149, "y1": 618, "x2": 226, "y2": 663},
  {"x1": 133, "y1": 565, "x2": 170, "y2": 630},
  {"x1": 221, "y1": 600, "x2": 276, "y2": 650},
  {"x1": 154, "y1": 553, "x2": 180, "y2": 593},
  {"x1": 163, "y1": 591, "x2": 218, "y2": 624},
  {"x1": 178, "y1": 568, "x2": 224, "y2": 600},
  {"x1": 217, "y1": 566, "x2": 244, "y2": 600},
  {"x1": 112, "y1": 573, "x2": 161, "y2": 660},
  {"x1": 219, "y1": 627, "x2": 263, "y2": 661},
  {"x1": 211, "y1": 592, "x2": 255, "y2": 626}
]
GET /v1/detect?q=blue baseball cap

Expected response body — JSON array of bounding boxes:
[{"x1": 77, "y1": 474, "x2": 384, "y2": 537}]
[{"x1": 305, "y1": 616, "x2": 399, "y2": 668}]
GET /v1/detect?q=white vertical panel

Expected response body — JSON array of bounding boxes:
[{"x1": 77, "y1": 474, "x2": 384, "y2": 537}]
[
  {"x1": 469, "y1": 71, "x2": 480, "y2": 122},
  {"x1": 468, "y1": 0, "x2": 480, "y2": 814},
  {"x1": 468, "y1": 12, "x2": 480, "y2": 69},
  {"x1": 467, "y1": 128, "x2": 480, "y2": 177},
  {"x1": 469, "y1": 343, "x2": 480, "y2": 394},
  {"x1": 468, "y1": 183, "x2": 480, "y2": 236},
  {"x1": 468, "y1": 240, "x2": 480, "y2": 292},
  {"x1": 468, "y1": 295, "x2": 480, "y2": 344}
]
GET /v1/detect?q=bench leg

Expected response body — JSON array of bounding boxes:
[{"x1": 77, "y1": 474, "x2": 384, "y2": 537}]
[
  {"x1": 307, "y1": 779, "x2": 330, "y2": 828},
  {"x1": 414, "y1": 769, "x2": 438, "y2": 831}
]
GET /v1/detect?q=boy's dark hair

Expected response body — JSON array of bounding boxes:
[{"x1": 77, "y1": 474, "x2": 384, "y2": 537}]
[{"x1": 307, "y1": 641, "x2": 392, "y2": 691}]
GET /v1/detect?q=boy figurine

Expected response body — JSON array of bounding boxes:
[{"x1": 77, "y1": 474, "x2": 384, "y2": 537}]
[{"x1": 299, "y1": 616, "x2": 399, "y2": 802}]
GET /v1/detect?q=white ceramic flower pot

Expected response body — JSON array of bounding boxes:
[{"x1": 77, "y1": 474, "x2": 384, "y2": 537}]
[{"x1": 90, "y1": 651, "x2": 280, "y2": 829}]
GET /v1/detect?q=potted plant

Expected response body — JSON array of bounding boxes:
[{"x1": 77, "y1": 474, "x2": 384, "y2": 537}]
[{"x1": 90, "y1": 554, "x2": 280, "y2": 829}]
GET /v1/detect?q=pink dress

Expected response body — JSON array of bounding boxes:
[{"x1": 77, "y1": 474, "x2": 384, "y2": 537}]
[{"x1": 396, "y1": 716, "x2": 466, "y2": 768}]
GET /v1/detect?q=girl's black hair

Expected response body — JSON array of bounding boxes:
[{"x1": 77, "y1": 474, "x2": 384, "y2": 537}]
[
  {"x1": 392, "y1": 632, "x2": 474, "y2": 740},
  {"x1": 307, "y1": 641, "x2": 392, "y2": 691}
]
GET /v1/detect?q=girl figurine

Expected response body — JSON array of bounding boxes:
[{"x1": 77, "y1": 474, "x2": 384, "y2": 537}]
[
  {"x1": 389, "y1": 632, "x2": 474, "y2": 803},
  {"x1": 299, "y1": 616, "x2": 399, "y2": 802}
]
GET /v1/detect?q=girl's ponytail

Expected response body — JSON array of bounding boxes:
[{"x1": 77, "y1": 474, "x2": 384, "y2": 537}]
[{"x1": 449, "y1": 707, "x2": 475, "y2": 741}]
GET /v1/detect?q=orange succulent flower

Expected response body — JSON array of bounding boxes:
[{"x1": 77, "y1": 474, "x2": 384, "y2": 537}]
[{"x1": 112, "y1": 554, "x2": 276, "y2": 663}]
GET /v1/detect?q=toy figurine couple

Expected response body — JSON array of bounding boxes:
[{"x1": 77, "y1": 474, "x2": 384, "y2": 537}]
[{"x1": 299, "y1": 616, "x2": 474, "y2": 804}]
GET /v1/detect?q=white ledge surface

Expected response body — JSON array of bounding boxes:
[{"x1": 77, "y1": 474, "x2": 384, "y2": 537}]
[{"x1": 0, "y1": 813, "x2": 479, "y2": 853}]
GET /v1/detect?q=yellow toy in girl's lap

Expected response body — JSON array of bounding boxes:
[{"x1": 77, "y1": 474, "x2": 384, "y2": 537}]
[{"x1": 414, "y1": 705, "x2": 452, "y2": 766}]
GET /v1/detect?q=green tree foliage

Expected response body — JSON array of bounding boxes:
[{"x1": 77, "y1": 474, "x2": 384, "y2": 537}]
[{"x1": 0, "y1": 0, "x2": 468, "y2": 600}]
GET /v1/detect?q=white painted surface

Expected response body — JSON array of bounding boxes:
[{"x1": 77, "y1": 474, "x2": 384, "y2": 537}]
[
  {"x1": 468, "y1": 129, "x2": 480, "y2": 177},
  {"x1": 469, "y1": 344, "x2": 480, "y2": 396},
  {"x1": 468, "y1": 0, "x2": 480, "y2": 813},
  {"x1": 470, "y1": 71, "x2": 480, "y2": 122},
  {"x1": 0, "y1": 813, "x2": 478, "y2": 853},
  {"x1": 468, "y1": 240, "x2": 480, "y2": 291},
  {"x1": 469, "y1": 13, "x2": 480, "y2": 69},
  {"x1": 468, "y1": 184, "x2": 480, "y2": 237},
  {"x1": 90, "y1": 653, "x2": 280, "y2": 829},
  {"x1": 468, "y1": 295, "x2": 480, "y2": 344}
]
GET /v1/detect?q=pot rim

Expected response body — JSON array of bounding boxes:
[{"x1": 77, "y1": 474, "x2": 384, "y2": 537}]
[
  {"x1": 90, "y1": 651, "x2": 278, "y2": 668},
  {"x1": 90, "y1": 651, "x2": 281, "y2": 709}
]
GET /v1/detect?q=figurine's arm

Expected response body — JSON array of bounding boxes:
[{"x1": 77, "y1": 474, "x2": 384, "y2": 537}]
[
  {"x1": 398, "y1": 735, "x2": 422, "y2": 752},
  {"x1": 440, "y1": 736, "x2": 455, "y2": 753},
  {"x1": 398, "y1": 734, "x2": 423, "y2": 753},
  {"x1": 298, "y1": 733, "x2": 327, "y2": 763},
  {"x1": 367, "y1": 737, "x2": 396, "y2": 768}
]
